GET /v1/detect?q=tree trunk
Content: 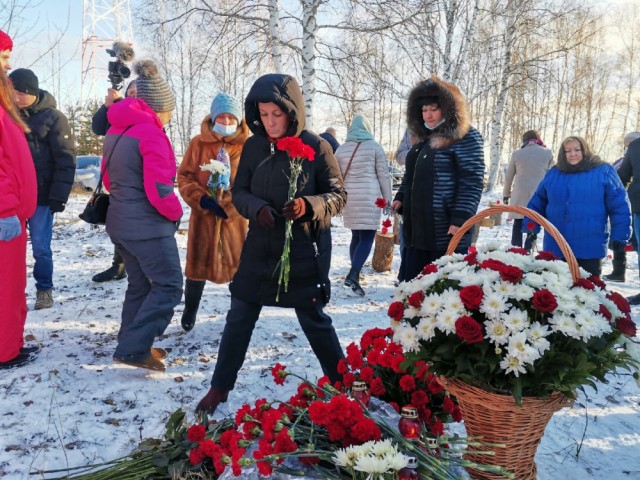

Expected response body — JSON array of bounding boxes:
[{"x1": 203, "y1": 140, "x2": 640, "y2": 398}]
[
  {"x1": 372, "y1": 232, "x2": 394, "y2": 272},
  {"x1": 301, "y1": 0, "x2": 320, "y2": 130}
]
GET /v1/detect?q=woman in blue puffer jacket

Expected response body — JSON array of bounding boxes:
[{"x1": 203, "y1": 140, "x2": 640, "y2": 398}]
[{"x1": 525, "y1": 136, "x2": 631, "y2": 277}]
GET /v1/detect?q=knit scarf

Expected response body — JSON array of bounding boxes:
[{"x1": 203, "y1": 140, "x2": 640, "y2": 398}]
[{"x1": 556, "y1": 153, "x2": 606, "y2": 173}]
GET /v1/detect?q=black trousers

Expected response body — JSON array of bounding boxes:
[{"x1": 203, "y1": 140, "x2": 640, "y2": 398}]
[
  {"x1": 211, "y1": 296, "x2": 344, "y2": 391},
  {"x1": 398, "y1": 247, "x2": 446, "y2": 282},
  {"x1": 576, "y1": 258, "x2": 602, "y2": 278},
  {"x1": 511, "y1": 219, "x2": 537, "y2": 251}
]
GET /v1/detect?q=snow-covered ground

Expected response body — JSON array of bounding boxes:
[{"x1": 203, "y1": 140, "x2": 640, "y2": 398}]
[{"x1": 1, "y1": 190, "x2": 638, "y2": 479}]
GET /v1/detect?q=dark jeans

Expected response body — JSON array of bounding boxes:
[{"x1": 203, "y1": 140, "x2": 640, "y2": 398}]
[
  {"x1": 349, "y1": 230, "x2": 376, "y2": 273},
  {"x1": 398, "y1": 247, "x2": 446, "y2": 282},
  {"x1": 27, "y1": 205, "x2": 54, "y2": 291},
  {"x1": 512, "y1": 219, "x2": 537, "y2": 251},
  {"x1": 211, "y1": 296, "x2": 344, "y2": 391},
  {"x1": 112, "y1": 236, "x2": 183, "y2": 362},
  {"x1": 576, "y1": 258, "x2": 602, "y2": 278}
]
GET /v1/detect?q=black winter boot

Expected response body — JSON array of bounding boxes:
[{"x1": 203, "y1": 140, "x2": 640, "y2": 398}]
[
  {"x1": 604, "y1": 251, "x2": 626, "y2": 282},
  {"x1": 181, "y1": 279, "x2": 206, "y2": 332},
  {"x1": 92, "y1": 264, "x2": 127, "y2": 283},
  {"x1": 344, "y1": 268, "x2": 365, "y2": 297}
]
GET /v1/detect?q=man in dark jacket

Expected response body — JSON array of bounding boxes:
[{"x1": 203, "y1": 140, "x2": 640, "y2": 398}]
[
  {"x1": 196, "y1": 73, "x2": 347, "y2": 415},
  {"x1": 319, "y1": 127, "x2": 340, "y2": 153},
  {"x1": 617, "y1": 132, "x2": 640, "y2": 304},
  {"x1": 9, "y1": 68, "x2": 76, "y2": 310}
]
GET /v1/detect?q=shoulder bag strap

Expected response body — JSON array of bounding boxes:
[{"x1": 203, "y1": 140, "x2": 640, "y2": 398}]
[
  {"x1": 94, "y1": 126, "x2": 132, "y2": 194},
  {"x1": 342, "y1": 142, "x2": 361, "y2": 181}
]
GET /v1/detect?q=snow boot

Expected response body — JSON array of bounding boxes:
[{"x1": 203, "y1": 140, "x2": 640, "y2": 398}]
[
  {"x1": 113, "y1": 354, "x2": 166, "y2": 371},
  {"x1": 196, "y1": 387, "x2": 229, "y2": 415},
  {"x1": 604, "y1": 252, "x2": 626, "y2": 283},
  {"x1": 0, "y1": 348, "x2": 39, "y2": 370},
  {"x1": 92, "y1": 263, "x2": 127, "y2": 283},
  {"x1": 345, "y1": 268, "x2": 365, "y2": 297},
  {"x1": 181, "y1": 279, "x2": 205, "y2": 332},
  {"x1": 35, "y1": 289, "x2": 53, "y2": 310}
]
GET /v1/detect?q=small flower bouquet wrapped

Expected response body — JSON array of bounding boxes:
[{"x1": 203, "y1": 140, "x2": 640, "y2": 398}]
[{"x1": 200, "y1": 147, "x2": 231, "y2": 252}]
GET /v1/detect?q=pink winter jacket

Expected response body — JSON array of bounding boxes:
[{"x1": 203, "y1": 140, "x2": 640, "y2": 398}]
[{"x1": 102, "y1": 98, "x2": 182, "y2": 240}]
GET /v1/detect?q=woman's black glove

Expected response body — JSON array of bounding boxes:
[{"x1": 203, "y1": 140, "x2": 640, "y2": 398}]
[
  {"x1": 257, "y1": 205, "x2": 277, "y2": 228},
  {"x1": 200, "y1": 195, "x2": 228, "y2": 219}
]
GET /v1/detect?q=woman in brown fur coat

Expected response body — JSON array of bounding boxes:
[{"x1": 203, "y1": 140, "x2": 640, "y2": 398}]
[{"x1": 177, "y1": 92, "x2": 250, "y2": 331}]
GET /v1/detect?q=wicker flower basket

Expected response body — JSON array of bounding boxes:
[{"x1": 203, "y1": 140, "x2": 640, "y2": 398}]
[{"x1": 443, "y1": 205, "x2": 577, "y2": 479}]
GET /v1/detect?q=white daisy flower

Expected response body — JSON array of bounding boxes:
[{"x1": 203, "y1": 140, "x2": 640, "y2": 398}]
[
  {"x1": 484, "y1": 319, "x2": 511, "y2": 345},
  {"x1": 500, "y1": 353, "x2": 527, "y2": 376},
  {"x1": 479, "y1": 292, "x2": 509, "y2": 320}
]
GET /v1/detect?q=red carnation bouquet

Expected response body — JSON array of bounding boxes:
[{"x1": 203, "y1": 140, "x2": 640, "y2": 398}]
[
  {"x1": 389, "y1": 243, "x2": 639, "y2": 404},
  {"x1": 338, "y1": 327, "x2": 462, "y2": 436},
  {"x1": 275, "y1": 137, "x2": 316, "y2": 301},
  {"x1": 375, "y1": 197, "x2": 393, "y2": 234}
]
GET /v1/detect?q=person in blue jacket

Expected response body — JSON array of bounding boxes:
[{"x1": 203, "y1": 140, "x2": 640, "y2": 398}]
[{"x1": 524, "y1": 135, "x2": 631, "y2": 277}]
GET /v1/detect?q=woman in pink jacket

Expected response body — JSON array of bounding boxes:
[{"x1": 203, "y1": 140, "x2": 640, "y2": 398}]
[
  {"x1": 0, "y1": 66, "x2": 38, "y2": 369},
  {"x1": 102, "y1": 61, "x2": 183, "y2": 372}
]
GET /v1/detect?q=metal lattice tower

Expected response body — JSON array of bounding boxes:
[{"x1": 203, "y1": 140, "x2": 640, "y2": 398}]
[{"x1": 81, "y1": 0, "x2": 133, "y2": 104}]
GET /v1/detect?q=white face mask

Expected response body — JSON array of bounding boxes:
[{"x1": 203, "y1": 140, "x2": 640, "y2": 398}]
[
  {"x1": 213, "y1": 122, "x2": 237, "y2": 136},
  {"x1": 424, "y1": 119, "x2": 445, "y2": 131}
]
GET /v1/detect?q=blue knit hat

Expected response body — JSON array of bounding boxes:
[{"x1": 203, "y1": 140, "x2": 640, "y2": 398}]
[{"x1": 210, "y1": 92, "x2": 242, "y2": 123}]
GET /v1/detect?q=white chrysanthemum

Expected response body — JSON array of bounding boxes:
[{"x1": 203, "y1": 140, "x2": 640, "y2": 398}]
[
  {"x1": 500, "y1": 353, "x2": 527, "y2": 376},
  {"x1": 492, "y1": 280, "x2": 518, "y2": 298},
  {"x1": 369, "y1": 439, "x2": 396, "y2": 457},
  {"x1": 549, "y1": 313, "x2": 580, "y2": 339},
  {"x1": 476, "y1": 269, "x2": 501, "y2": 284},
  {"x1": 420, "y1": 293, "x2": 443, "y2": 315},
  {"x1": 332, "y1": 448, "x2": 354, "y2": 467},
  {"x1": 434, "y1": 253, "x2": 465, "y2": 266},
  {"x1": 393, "y1": 324, "x2": 421, "y2": 352},
  {"x1": 484, "y1": 319, "x2": 511, "y2": 345},
  {"x1": 524, "y1": 272, "x2": 545, "y2": 288},
  {"x1": 573, "y1": 288, "x2": 601, "y2": 311},
  {"x1": 404, "y1": 306, "x2": 420, "y2": 319},
  {"x1": 441, "y1": 288, "x2": 465, "y2": 313},
  {"x1": 386, "y1": 451, "x2": 411, "y2": 471},
  {"x1": 502, "y1": 307, "x2": 529, "y2": 332},
  {"x1": 512, "y1": 283, "x2": 535, "y2": 301},
  {"x1": 416, "y1": 317, "x2": 437, "y2": 341},
  {"x1": 506, "y1": 331, "x2": 540, "y2": 363},
  {"x1": 436, "y1": 309, "x2": 459, "y2": 335},
  {"x1": 601, "y1": 297, "x2": 623, "y2": 320},
  {"x1": 574, "y1": 311, "x2": 612, "y2": 340},
  {"x1": 415, "y1": 273, "x2": 439, "y2": 291},
  {"x1": 353, "y1": 454, "x2": 392, "y2": 474},
  {"x1": 458, "y1": 273, "x2": 486, "y2": 287},
  {"x1": 477, "y1": 240, "x2": 503, "y2": 252},
  {"x1": 526, "y1": 321, "x2": 551, "y2": 353},
  {"x1": 199, "y1": 159, "x2": 229, "y2": 175},
  {"x1": 479, "y1": 292, "x2": 509, "y2": 320}
]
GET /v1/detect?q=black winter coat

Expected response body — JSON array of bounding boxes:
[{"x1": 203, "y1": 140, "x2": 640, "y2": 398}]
[
  {"x1": 91, "y1": 104, "x2": 110, "y2": 136},
  {"x1": 618, "y1": 137, "x2": 640, "y2": 213},
  {"x1": 230, "y1": 74, "x2": 346, "y2": 308},
  {"x1": 20, "y1": 90, "x2": 76, "y2": 205}
]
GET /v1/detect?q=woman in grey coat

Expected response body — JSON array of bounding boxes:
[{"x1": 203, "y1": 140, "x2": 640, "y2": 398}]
[
  {"x1": 503, "y1": 130, "x2": 553, "y2": 250},
  {"x1": 335, "y1": 115, "x2": 392, "y2": 296}
]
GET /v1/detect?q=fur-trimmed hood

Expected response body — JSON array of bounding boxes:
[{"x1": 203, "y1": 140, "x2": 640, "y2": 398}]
[{"x1": 407, "y1": 76, "x2": 471, "y2": 149}]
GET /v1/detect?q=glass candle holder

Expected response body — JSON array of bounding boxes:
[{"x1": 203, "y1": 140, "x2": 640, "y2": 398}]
[
  {"x1": 398, "y1": 456, "x2": 419, "y2": 480},
  {"x1": 351, "y1": 380, "x2": 370, "y2": 407},
  {"x1": 398, "y1": 406, "x2": 422, "y2": 440}
]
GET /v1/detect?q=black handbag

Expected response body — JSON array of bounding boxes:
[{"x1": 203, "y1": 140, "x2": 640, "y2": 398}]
[{"x1": 79, "y1": 127, "x2": 130, "y2": 225}]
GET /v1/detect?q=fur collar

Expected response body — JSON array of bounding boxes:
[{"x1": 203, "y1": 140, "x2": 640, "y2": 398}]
[
  {"x1": 556, "y1": 154, "x2": 606, "y2": 173},
  {"x1": 407, "y1": 76, "x2": 471, "y2": 149}
]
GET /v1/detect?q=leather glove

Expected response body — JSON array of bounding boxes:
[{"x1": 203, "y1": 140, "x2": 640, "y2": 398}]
[
  {"x1": 49, "y1": 200, "x2": 66, "y2": 213},
  {"x1": 503, "y1": 197, "x2": 510, "y2": 205},
  {"x1": 0, "y1": 215, "x2": 21, "y2": 241},
  {"x1": 282, "y1": 198, "x2": 307, "y2": 221},
  {"x1": 200, "y1": 195, "x2": 228, "y2": 219},
  {"x1": 257, "y1": 205, "x2": 277, "y2": 228},
  {"x1": 610, "y1": 240, "x2": 626, "y2": 252}
]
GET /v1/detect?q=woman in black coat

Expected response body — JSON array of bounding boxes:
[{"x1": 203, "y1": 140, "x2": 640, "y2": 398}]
[{"x1": 196, "y1": 73, "x2": 347, "y2": 415}]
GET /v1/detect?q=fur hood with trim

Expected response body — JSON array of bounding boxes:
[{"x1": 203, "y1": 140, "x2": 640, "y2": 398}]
[{"x1": 407, "y1": 76, "x2": 471, "y2": 149}]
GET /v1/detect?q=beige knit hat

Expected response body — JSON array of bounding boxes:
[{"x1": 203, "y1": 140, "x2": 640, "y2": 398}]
[{"x1": 134, "y1": 60, "x2": 175, "y2": 113}]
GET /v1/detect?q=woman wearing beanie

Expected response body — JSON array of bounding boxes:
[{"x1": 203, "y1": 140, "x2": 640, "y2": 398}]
[
  {"x1": 102, "y1": 60, "x2": 183, "y2": 372},
  {"x1": 335, "y1": 114, "x2": 392, "y2": 296},
  {"x1": 177, "y1": 92, "x2": 250, "y2": 331},
  {"x1": 196, "y1": 73, "x2": 346, "y2": 415}
]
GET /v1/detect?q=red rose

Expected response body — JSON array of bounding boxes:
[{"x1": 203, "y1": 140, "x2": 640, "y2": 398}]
[
  {"x1": 408, "y1": 291, "x2": 425, "y2": 308},
  {"x1": 468, "y1": 246, "x2": 477, "y2": 253},
  {"x1": 616, "y1": 314, "x2": 637, "y2": 337},
  {"x1": 387, "y1": 301, "x2": 405, "y2": 321},
  {"x1": 508, "y1": 247, "x2": 528, "y2": 255},
  {"x1": 422, "y1": 263, "x2": 438, "y2": 274},
  {"x1": 452, "y1": 406, "x2": 463, "y2": 422},
  {"x1": 607, "y1": 291, "x2": 631, "y2": 314},
  {"x1": 455, "y1": 315, "x2": 484, "y2": 343},
  {"x1": 187, "y1": 424, "x2": 206, "y2": 443},
  {"x1": 588, "y1": 275, "x2": 606, "y2": 289},
  {"x1": 459, "y1": 285, "x2": 483, "y2": 310},
  {"x1": 464, "y1": 251, "x2": 478, "y2": 265},
  {"x1": 479, "y1": 259, "x2": 507, "y2": 271},
  {"x1": 500, "y1": 265, "x2": 524, "y2": 283},
  {"x1": 573, "y1": 278, "x2": 595, "y2": 290},
  {"x1": 532, "y1": 289, "x2": 558, "y2": 313},
  {"x1": 535, "y1": 251, "x2": 558, "y2": 261},
  {"x1": 442, "y1": 395, "x2": 455, "y2": 414},
  {"x1": 375, "y1": 197, "x2": 387, "y2": 209}
]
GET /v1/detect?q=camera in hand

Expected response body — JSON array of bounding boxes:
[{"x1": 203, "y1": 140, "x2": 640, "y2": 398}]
[{"x1": 106, "y1": 41, "x2": 134, "y2": 90}]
